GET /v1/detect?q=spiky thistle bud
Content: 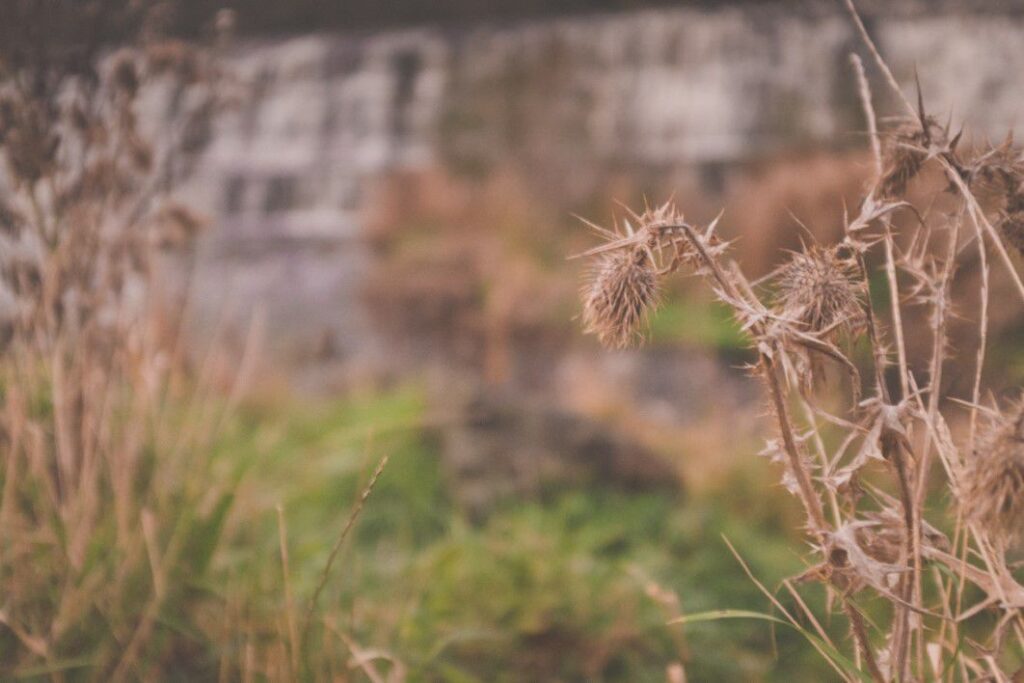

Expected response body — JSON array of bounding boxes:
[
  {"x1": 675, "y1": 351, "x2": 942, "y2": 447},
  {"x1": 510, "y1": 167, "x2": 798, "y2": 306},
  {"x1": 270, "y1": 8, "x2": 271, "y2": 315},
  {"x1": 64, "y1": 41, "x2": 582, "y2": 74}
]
[
  {"x1": 961, "y1": 399, "x2": 1024, "y2": 546},
  {"x1": 775, "y1": 245, "x2": 865, "y2": 341},
  {"x1": 581, "y1": 248, "x2": 659, "y2": 349}
]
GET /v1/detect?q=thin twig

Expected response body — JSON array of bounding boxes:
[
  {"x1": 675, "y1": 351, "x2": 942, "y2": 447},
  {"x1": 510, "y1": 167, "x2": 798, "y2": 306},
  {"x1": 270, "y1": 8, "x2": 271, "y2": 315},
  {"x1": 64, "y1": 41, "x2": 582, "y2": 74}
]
[
  {"x1": 850, "y1": 51, "x2": 909, "y2": 400},
  {"x1": 675, "y1": 223, "x2": 828, "y2": 532},
  {"x1": 841, "y1": 0, "x2": 917, "y2": 120},
  {"x1": 968, "y1": 213, "x2": 990, "y2": 450}
]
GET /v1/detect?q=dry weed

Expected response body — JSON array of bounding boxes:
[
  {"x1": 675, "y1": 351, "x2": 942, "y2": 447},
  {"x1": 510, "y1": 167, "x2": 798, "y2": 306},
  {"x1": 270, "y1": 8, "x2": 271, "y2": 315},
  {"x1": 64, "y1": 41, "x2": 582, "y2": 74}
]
[{"x1": 571, "y1": 2, "x2": 1024, "y2": 679}]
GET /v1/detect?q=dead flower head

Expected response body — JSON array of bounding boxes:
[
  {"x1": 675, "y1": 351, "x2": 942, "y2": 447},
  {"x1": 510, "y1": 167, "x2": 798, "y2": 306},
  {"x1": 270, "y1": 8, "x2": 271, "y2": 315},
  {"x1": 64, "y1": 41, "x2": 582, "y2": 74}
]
[
  {"x1": 575, "y1": 201, "x2": 695, "y2": 349},
  {"x1": 1000, "y1": 191, "x2": 1024, "y2": 255},
  {"x1": 775, "y1": 245, "x2": 865, "y2": 341},
  {"x1": 581, "y1": 248, "x2": 659, "y2": 349},
  {"x1": 961, "y1": 398, "x2": 1024, "y2": 546},
  {"x1": 972, "y1": 136, "x2": 1024, "y2": 254},
  {"x1": 878, "y1": 119, "x2": 941, "y2": 200}
]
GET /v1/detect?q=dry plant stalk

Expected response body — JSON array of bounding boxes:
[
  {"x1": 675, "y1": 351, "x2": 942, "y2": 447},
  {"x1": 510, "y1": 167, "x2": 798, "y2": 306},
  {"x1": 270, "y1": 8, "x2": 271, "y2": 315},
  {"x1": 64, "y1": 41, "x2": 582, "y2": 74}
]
[
  {"x1": 0, "y1": 3, "x2": 238, "y2": 678},
  {"x1": 572, "y1": 2, "x2": 1024, "y2": 679}
]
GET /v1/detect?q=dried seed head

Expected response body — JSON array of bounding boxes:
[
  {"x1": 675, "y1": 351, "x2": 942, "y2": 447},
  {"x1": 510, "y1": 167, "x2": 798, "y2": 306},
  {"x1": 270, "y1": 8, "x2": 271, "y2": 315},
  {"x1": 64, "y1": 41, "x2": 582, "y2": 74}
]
[
  {"x1": 878, "y1": 121, "x2": 936, "y2": 200},
  {"x1": 961, "y1": 399, "x2": 1024, "y2": 546},
  {"x1": 775, "y1": 245, "x2": 865, "y2": 340},
  {"x1": 1001, "y1": 194, "x2": 1024, "y2": 255},
  {"x1": 1001, "y1": 218, "x2": 1024, "y2": 254},
  {"x1": 581, "y1": 248, "x2": 659, "y2": 349},
  {"x1": 973, "y1": 137, "x2": 1023, "y2": 193},
  {"x1": 970, "y1": 139, "x2": 1024, "y2": 254}
]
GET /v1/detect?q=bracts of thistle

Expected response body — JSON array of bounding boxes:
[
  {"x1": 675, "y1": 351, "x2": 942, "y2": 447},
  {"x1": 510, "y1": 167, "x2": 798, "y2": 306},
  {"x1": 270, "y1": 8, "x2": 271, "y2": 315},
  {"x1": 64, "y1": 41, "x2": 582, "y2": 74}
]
[
  {"x1": 960, "y1": 398, "x2": 1024, "y2": 548},
  {"x1": 878, "y1": 123, "x2": 928, "y2": 200},
  {"x1": 980, "y1": 139, "x2": 1024, "y2": 255},
  {"x1": 771, "y1": 245, "x2": 867, "y2": 393},
  {"x1": 877, "y1": 108, "x2": 948, "y2": 201},
  {"x1": 581, "y1": 249, "x2": 659, "y2": 349},
  {"x1": 1001, "y1": 191, "x2": 1024, "y2": 254},
  {"x1": 575, "y1": 202, "x2": 697, "y2": 349},
  {"x1": 966, "y1": 133, "x2": 1024, "y2": 255},
  {"x1": 774, "y1": 246, "x2": 866, "y2": 342}
]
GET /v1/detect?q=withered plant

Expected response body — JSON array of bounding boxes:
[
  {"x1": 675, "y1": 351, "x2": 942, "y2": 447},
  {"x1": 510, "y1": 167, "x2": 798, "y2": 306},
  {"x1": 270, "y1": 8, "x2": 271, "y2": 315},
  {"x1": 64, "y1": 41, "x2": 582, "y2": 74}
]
[
  {"x1": 573, "y1": 2, "x2": 1024, "y2": 680},
  {"x1": 0, "y1": 3, "x2": 239, "y2": 679}
]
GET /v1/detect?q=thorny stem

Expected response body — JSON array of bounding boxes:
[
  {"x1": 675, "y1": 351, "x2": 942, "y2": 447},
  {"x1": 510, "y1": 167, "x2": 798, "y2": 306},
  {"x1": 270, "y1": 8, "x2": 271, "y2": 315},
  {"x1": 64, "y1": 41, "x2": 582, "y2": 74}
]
[
  {"x1": 845, "y1": 601, "x2": 886, "y2": 683},
  {"x1": 670, "y1": 223, "x2": 907, "y2": 682},
  {"x1": 673, "y1": 222, "x2": 829, "y2": 533},
  {"x1": 913, "y1": 211, "x2": 961, "y2": 578},
  {"x1": 851, "y1": 48, "x2": 917, "y2": 678},
  {"x1": 881, "y1": 225, "x2": 910, "y2": 400},
  {"x1": 762, "y1": 348, "x2": 828, "y2": 533},
  {"x1": 851, "y1": 251, "x2": 888, "y2": 401},
  {"x1": 851, "y1": 52, "x2": 909, "y2": 401},
  {"x1": 799, "y1": 399, "x2": 843, "y2": 527},
  {"x1": 851, "y1": 54, "x2": 883, "y2": 178},
  {"x1": 850, "y1": 245, "x2": 916, "y2": 678},
  {"x1": 889, "y1": 438, "x2": 917, "y2": 682},
  {"x1": 968, "y1": 193, "x2": 990, "y2": 451}
]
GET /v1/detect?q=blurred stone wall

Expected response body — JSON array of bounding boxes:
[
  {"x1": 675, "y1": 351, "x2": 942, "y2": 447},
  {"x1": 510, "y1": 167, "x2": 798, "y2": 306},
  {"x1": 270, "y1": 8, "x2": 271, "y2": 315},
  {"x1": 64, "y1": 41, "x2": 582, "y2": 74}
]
[{"x1": 175, "y1": 2, "x2": 1024, "y2": 374}]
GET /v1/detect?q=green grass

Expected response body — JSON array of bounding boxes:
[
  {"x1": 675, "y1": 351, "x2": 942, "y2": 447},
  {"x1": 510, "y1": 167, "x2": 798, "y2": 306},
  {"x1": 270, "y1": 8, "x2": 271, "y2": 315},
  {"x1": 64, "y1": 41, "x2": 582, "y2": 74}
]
[
  {"x1": 648, "y1": 298, "x2": 748, "y2": 354},
  {"x1": 206, "y1": 387, "x2": 839, "y2": 682}
]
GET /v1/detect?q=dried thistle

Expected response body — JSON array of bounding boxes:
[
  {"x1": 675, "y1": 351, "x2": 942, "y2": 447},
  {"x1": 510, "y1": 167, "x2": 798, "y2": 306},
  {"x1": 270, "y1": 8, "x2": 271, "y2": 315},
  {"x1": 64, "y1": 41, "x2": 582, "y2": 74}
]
[
  {"x1": 970, "y1": 136, "x2": 1024, "y2": 254},
  {"x1": 566, "y1": 5, "x2": 1024, "y2": 674},
  {"x1": 1000, "y1": 191, "x2": 1024, "y2": 255},
  {"x1": 878, "y1": 119, "x2": 939, "y2": 200},
  {"x1": 575, "y1": 202, "x2": 696, "y2": 349},
  {"x1": 961, "y1": 398, "x2": 1024, "y2": 546},
  {"x1": 774, "y1": 245, "x2": 865, "y2": 341},
  {"x1": 971, "y1": 134, "x2": 1022, "y2": 192},
  {"x1": 581, "y1": 248, "x2": 659, "y2": 349}
]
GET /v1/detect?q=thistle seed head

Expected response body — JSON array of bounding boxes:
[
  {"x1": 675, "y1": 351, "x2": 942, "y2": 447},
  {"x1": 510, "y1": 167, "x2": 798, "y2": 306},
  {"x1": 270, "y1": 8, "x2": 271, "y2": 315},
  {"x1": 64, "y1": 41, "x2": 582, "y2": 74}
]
[
  {"x1": 878, "y1": 121, "x2": 937, "y2": 200},
  {"x1": 1000, "y1": 213, "x2": 1024, "y2": 255},
  {"x1": 970, "y1": 138, "x2": 1024, "y2": 254},
  {"x1": 961, "y1": 399, "x2": 1024, "y2": 546},
  {"x1": 775, "y1": 245, "x2": 865, "y2": 340},
  {"x1": 1000, "y1": 192, "x2": 1024, "y2": 255},
  {"x1": 581, "y1": 248, "x2": 659, "y2": 349}
]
